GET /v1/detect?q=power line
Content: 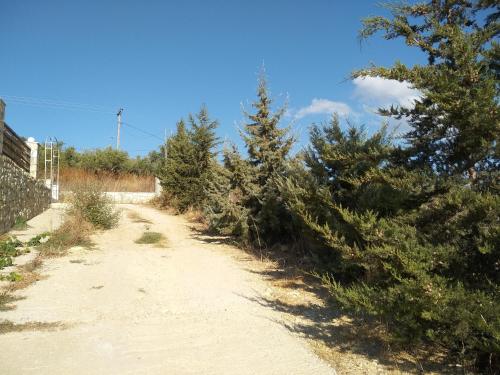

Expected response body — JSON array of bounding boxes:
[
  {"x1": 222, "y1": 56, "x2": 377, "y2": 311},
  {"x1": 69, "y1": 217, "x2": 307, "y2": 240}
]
[
  {"x1": 1, "y1": 94, "x2": 166, "y2": 149},
  {"x1": 121, "y1": 121, "x2": 164, "y2": 142},
  {"x1": 0, "y1": 94, "x2": 115, "y2": 114}
]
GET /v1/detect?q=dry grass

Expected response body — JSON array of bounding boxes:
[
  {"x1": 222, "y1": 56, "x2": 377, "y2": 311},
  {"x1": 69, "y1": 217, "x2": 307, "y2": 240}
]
[
  {"x1": 184, "y1": 207, "x2": 208, "y2": 230},
  {"x1": 0, "y1": 320, "x2": 67, "y2": 334},
  {"x1": 135, "y1": 231, "x2": 166, "y2": 247},
  {"x1": 150, "y1": 192, "x2": 179, "y2": 214},
  {"x1": 60, "y1": 167, "x2": 155, "y2": 192},
  {"x1": 8, "y1": 255, "x2": 47, "y2": 292},
  {"x1": 39, "y1": 215, "x2": 94, "y2": 257},
  {"x1": 127, "y1": 211, "x2": 152, "y2": 224}
]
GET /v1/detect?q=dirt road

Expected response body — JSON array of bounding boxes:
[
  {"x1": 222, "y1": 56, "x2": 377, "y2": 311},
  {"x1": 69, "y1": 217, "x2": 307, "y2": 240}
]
[{"x1": 0, "y1": 204, "x2": 335, "y2": 374}]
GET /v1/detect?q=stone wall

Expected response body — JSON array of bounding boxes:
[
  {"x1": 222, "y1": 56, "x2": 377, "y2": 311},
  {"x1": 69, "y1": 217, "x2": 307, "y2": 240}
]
[{"x1": 0, "y1": 155, "x2": 51, "y2": 234}]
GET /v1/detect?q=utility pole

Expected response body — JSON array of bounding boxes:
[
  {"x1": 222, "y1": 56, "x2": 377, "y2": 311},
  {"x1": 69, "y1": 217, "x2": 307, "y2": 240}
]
[{"x1": 116, "y1": 108, "x2": 123, "y2": 150}]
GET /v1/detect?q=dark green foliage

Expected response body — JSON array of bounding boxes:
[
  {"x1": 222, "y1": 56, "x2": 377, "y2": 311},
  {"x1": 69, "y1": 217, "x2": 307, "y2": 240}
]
[
  {"x1": 37, "y1": 144, "x2": 163, "y2": 177},
  {"x1": 159, "y1": 106, "x2": 219, "y2": 212},
  {"x1": 160, "y1": 120, "x2": 195, "y2": 211},
  {"x1": 0, "y1": 238, "x2": 23, "y2": 269},
  {"x1": 26, "y1": 232, "x2": 50, "y2": 247},
  {"x1": 189, "y1": 105, "x2": 221, "y2": 207},
  {"x1": 281, "y1": 3, "x2": 500, "y2": 370},
  {"x1": 150, "y1": 3, "x2": 499, "y2": 367},
  {"x1": 355, "y1": 0, "x2": 500, "y2": 179},
  {"x1": 282, "y1": 113, "x2": 500, "y2": 370},
  {"x1": 204, "y1": 146, "x2": 252, "y2": 240},
  {"x1": 204, "y1": 72, "x2": 296, "y2": 246},
  {"x1": 241, "y1": 72, "x2": 295, "y2": 245}
]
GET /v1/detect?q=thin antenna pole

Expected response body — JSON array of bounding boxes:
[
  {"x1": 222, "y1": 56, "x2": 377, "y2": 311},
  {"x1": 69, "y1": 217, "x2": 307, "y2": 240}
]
[{"x1": 116, "y1": 108, "x2": 123, "y2": 150}]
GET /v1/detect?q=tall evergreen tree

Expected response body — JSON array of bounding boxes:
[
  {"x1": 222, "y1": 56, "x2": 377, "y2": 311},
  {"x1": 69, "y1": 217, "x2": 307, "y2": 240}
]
[
  {"x1": 243, "y1": 72, "x2": 294, "y2": 184},
  {"x1": 160, "y1": 119, "x2": 195, "y2": 211},
  {"x1": 242, "y1": 71, "x2": 295, "y2": 244},
  {"x1": 189, "y1": 105, "x2": 220, "y2": 207},
  {"x1": 355, "y1": 0, "x2": 499, "y2": 180}
]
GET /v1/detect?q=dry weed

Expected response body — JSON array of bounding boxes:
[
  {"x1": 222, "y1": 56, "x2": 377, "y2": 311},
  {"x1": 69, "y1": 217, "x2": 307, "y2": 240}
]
[
  {"x1": 184, "y1": 207, "x2": 208, "y2": 230},
  {"x1": 127, "y1": 211, "x2": 152, "y2": 224},
  {"x1": 40, "y1": 215, "x2": 94, "y2": 257},
  {"x1": 60, "y1": 167, "x2": 155, "y2": 192},
  {"x1": 0, "y1": 320, "x2": 67, "y2": 334}
]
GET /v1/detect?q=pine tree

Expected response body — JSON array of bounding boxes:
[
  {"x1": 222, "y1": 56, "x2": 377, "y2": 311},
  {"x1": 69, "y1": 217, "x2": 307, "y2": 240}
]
[
  {"x1": 241, "y1": 70, "x2": 295, "y2": 245},
  {"x1": 282, "y1": 114, "x2": 500, "y2": 369},
  {"x1": 189, "y1": 105, "x2": 220, "y2": 207},
  {"x1": 355, "y1": 0, "x2": 499, "y2": 180},
  {"x1": 159, "y1": 106, "x2": 220, "y2": 211},
  {"x1": 204, "y1": 145, "x2": 252, "y2": 240},
  {"x1": 243, "y1": 71, "x2": 294, "y2": 184},
  {"x1": 160, "y1": 119, "x2": 195, "y2": 211}
]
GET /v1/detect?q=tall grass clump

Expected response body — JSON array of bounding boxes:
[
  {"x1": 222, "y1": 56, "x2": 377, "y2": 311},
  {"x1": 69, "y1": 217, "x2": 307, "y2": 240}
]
[
  {"x1": 39, "y1": 215, "x2": 94, "y2": 256},
  {"x1": 60, "y1": 167, "x2": 155, "y2": 193},
  {"x1": 40, "y1": 183, "x2": 118, "y2": 256},
  {"x1": 69, "y1": 182, "x2": 119, "y2": 230}
]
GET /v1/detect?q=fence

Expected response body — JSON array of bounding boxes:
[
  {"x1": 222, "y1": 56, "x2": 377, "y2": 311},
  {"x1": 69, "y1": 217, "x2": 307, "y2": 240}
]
[
  {"x1": 0, "y1": 100, "x2": 31, "y2": 173},
  {"x1": 0, "y1": 99, "x2": 51, "y2": 234}
]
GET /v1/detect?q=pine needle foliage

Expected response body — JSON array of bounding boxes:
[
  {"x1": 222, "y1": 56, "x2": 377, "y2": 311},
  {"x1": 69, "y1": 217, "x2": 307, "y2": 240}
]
[
  {"x1": 355, "y1": 0, "x2": 500, "y2": 179},
  {"x1": 281, "y1": 114, "x2": 500, "y2": 371},
  {"x1": 205, "y1": 71, "x2": 296, "y2": 246},
  {"x1": 241, "y1": 71, "x2": 296, "y2": 245},
  {"x1": 160, "y1": 120, "x2": 196, "y2": 211},
  {"x1": 159, "y1": 106, "x2": 220, "y2": 212}
]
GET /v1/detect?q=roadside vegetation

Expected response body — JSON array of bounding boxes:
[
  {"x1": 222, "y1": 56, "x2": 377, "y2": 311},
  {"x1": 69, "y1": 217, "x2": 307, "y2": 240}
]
[
  {"x1": 41, "y1": 183, "x2": 119, "y2": 255},
  {"x1": 38, "y1": 144, "x2": 161, "y2": 193},
  {"x1": 1, "y1": 183, "x2": 119, "y2": 307},
  {"x1": 135, "y1": 231, "x2": 165, "y2": 246},
  {"x1": 155, "y1": 1, "x2": 499, "y2": 373},
  {"x1": 60, "y1": 168, "x2": 155, "y2": 193}
]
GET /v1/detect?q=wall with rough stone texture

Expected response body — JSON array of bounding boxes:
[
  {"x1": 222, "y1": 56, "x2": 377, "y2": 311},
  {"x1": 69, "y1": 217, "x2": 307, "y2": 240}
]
[{"x1": 0, "y1": 155, "x2": 51, "y2": 234}]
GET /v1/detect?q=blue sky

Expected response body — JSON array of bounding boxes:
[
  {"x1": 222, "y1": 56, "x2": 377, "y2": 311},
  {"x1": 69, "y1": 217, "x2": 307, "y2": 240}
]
[{"x1": 0, "y1": 0, "x2": 425, "y2": 156}]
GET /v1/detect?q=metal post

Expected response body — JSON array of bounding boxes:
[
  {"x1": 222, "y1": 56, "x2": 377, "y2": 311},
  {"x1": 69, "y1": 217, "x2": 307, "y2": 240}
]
[{"x1": 117, "y1": 108, "x2": 123, "y2": 150}]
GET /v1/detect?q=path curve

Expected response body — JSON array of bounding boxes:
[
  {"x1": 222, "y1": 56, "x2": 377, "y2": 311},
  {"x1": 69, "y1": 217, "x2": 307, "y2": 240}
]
[{"x1": 0, "y1": 204, "x2": 336, "y2": 375}]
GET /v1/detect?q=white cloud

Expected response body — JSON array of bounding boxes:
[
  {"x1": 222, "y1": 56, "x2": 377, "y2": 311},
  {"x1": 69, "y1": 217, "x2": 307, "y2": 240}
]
[
  {"x1": 353, "y1": 76, "x2": 421, "y2": 108},
  {"x1": 295, "y1": 98, "x2": 352, "y2": 119}
]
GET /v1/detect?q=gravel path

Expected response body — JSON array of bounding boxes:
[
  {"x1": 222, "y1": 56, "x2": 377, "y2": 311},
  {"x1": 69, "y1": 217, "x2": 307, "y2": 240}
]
[{"x1": 0, "y1": 204, "x2": 336, "y2": 375}]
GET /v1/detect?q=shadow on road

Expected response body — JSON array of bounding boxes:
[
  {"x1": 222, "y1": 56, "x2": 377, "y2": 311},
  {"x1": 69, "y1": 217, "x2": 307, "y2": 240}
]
[{"x1": 190, "y1": 226, "x2": 451, "y2": 375}]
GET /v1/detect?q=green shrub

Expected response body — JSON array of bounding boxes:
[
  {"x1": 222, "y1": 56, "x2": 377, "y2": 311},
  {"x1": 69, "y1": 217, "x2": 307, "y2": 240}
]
[
  {"x1": 0, "y1": 238, "x2": 23, "y2": 270},
  {"x1": 0, "y1": 272, "x2": 22, "y2": 282},
  {"x1": 12, "y1": 217, "x2": 29, "y2": 231},
  {"x1": 135, "y1": 231, "x2": 164, "y2": 244},
  {"x1": 69, "y1": 183, "x2": 119, "y2": 229},
  {"x1": 281, "y1": 116, "x2": 500, "y2": 371},
  {"x1": 27, "y1": 232, "x2": 50, "y2": 247}
]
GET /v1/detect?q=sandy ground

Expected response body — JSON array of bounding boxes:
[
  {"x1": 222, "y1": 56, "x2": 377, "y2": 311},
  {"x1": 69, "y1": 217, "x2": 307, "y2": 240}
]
[{"x1": 0, "y1": 204, "x2": 336, "y2": 375}]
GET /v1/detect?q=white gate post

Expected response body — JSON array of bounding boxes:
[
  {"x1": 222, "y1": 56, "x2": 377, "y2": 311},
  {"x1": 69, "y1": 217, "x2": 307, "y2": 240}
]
[{"x1": 26, "y1": 137, "x2": 39, "y2": 179}]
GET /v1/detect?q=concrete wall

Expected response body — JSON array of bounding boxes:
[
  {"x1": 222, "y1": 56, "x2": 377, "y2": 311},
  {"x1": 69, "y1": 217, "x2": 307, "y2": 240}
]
[
  {"x1": 104, "y1": 178, "x2": 162, "y2": 204},
  {"x1": 104, "y1": 192, "x2": 158, "y2": 204},
  {"x1": 0, "y1": 155, "x2": 52, "y2": 234}
]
